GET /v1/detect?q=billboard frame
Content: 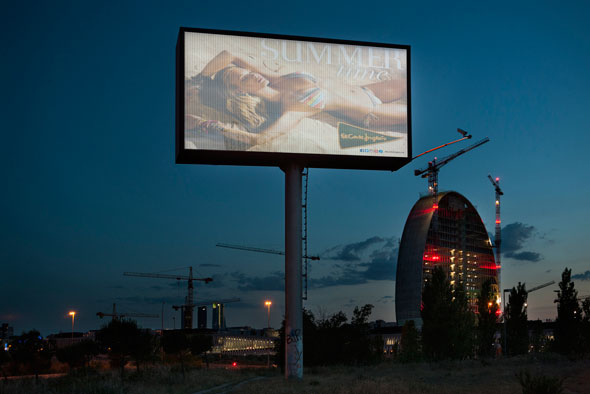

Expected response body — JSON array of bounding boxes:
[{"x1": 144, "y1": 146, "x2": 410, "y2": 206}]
[{"x1": 176, "y1": 27, "x2": 412, "y2": 171}]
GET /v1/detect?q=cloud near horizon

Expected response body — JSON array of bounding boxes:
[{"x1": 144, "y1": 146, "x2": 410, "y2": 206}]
[
  {"x1": 312, "y1": 236, "x2": 398, "y2": 288},
  {"x1": 221, "y1": 236, "x2": 399, "y2": 292},
  {"x1": 501, "y1": 222, "x2": 543, "y2": 262},
  {"x1": 572, "y1": 270, "x2": 590, "y2": 281}
]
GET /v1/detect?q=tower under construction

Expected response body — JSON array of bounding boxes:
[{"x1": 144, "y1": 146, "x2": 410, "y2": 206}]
[{"x1": 395, "y1": 191, "x2": 499, "y2": 326}]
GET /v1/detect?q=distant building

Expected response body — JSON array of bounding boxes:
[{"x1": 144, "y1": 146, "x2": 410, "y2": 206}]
[
  {"x1": 396, "y1": 191, "x2": 499, "y2": 326},
  {"x1": 1, "y1": 323, "x2": 14, "y2": 351},
  {"x1": 211, "y1": 326, "x2": 276, "y2": 355},
  {"x1": 0, "y1": 323, "x2": 14, "y2": 341},
  {"x1": 370, "y1": 322, "x2": 402, "y2": 357},
  {"x1": 164, "y1": 327, "x2": 276, "y2": 355},
  {"x1": 197, "y1": 306, "x2": 207, "y2": 329},
  {"x1": 212, "y1": 303, "x2": 225, "y2": 330},
  {"x1": 46, "y1": 331, "x2": 95, "y2": 349}
]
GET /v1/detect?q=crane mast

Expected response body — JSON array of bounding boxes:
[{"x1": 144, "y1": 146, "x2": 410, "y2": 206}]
[
  {"x1": 123, "y1": 267, "x2": 213, "y2": 329},
  {"x1": 487, "y1": 175, "x2": 504, "y2": 293}
]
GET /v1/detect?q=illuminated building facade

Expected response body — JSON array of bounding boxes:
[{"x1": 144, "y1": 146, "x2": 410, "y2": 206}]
[
  {"x1": 395, "y1": 191, "x2": 499, "y2": 326},
  {"x1": 212, "y1": 303, "x2": 225, "y2": 330}
]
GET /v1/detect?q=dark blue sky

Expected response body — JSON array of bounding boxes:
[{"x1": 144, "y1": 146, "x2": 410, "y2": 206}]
[{"x1": 2, "y1": 1, "x2": 589, "y2": 335}]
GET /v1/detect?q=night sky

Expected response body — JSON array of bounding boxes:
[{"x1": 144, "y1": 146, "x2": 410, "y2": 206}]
[{"x1": 2, "y1": 1, "x2": 589, "y2": 336}]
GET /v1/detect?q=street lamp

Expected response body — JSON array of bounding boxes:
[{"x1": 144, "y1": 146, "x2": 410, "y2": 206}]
[
  {"x1": 68, "y1": 311, "x2": 76, "y2": 342},
  {"x1": 264, "y1": 301, "x2": 272, "y2": 328}
]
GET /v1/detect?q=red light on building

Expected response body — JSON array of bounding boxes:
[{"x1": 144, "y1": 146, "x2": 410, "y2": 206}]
[
  {"x1": 495, "y1": 219, "x2": 501, "y2": 224},
  {"x1": 232, "y1": 362, "x2": 237, "y2": 367},
  {"x1": 433, "y1": 204, "x2": 439, "y2": 210},
  {"x1": 480, "y1": 264, "x2": 499, "y2": 270},
  {"x1": 495, "y1": 309, "x2": 502, "y2": 316},
  {"x1": 423, "y1": 253, "x2": 440, "y2": 262}
]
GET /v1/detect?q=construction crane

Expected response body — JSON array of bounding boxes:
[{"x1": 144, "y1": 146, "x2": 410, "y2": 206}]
[
  {"x1": 527, "y1": 280, "x2": 555, "y2": 294},
  {"x1": 216, "y1": 242, "x2": 320, "y2": 301},
  {"x1": 414, "y1": 135, "x2": 489, "y2": 237},
  {"x1": 412, "y1": 128, "x2": 472, "y2": 160},
  {"x1": 123, "y1": 267, "x2": 212, "y2": 329},
  {"x1": 216, "y1": 243, "x2": 320, "y2": 261},
  {"x1": 172, "y1": 297, "x2": 240, "y2": 311},
  {"x1": 488, "y1": 174, "x2": 504, "y2": 291},
  {"x1": 414, "y1": 136, "x2": 490, "y2": 198},
  {"x1": 97, "y1": 303, "x2": 159, "y2": 321},
  {"x1": 217, "y1": 170, "x2": 318, "y2": 300}
]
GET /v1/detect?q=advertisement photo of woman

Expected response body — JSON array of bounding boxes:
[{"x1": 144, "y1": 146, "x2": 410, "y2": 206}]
[{"x1": 183, "y1": 34, "x2": 409, "y2": 156}]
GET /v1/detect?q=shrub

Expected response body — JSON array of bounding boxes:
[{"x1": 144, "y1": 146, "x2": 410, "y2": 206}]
[{"x1": 516, "y1": 370, "x2": 564, "y2": 394}]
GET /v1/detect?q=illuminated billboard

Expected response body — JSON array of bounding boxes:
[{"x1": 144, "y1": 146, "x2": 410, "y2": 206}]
[{"x1": 176, "y1": 28, "x2": 412, "y2": 170}]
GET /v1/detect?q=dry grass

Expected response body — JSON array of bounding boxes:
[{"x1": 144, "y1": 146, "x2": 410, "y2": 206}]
[
  {"x1": 235, "y1": 356, "x2": 590, "y2": 394},
  {"x1": 1, "y1": 355, "x2": 589, "y2": 394},
  {"x1": 0, "y1": 365, "x2": 262, "y2": 394}
]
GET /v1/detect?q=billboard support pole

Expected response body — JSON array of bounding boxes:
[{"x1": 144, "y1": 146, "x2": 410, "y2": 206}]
[{"x1": 284, "y1": 162, "x2": 303, "y2": 379}]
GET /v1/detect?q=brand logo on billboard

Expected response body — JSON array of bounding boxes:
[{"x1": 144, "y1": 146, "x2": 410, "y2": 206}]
[{"x1": 338, "y1": 123, "x2": 401, "y2": 149}]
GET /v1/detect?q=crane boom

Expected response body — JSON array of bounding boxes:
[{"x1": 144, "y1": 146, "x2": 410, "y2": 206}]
[
  {"x1": 193, "y1": 297, "x2": 240, "y2": 306},
  {"x1": 123, "y1": 272, "x2": 213, "y2": 283},
  {"x1": 173, "y1": 298, "x2": 241, "y2": 308},
  {"x1": 123, "y1": 267, "x2": 212, "y2": 329},
  {"x1": 528, "y1": 281, "x2": 555, "y2": 293},
  {"x1": 96, "y1": 304, "x2": 159, "y2": 320},
  {"x1": 97, "y1": 312, "x2": 159, "y2": 319},
  {"x1": 414, "y1": 137, "x2": 490, "y2": 178},
  {"x1": 216, "y1": 243, "x2": 320, "y2": 261}
]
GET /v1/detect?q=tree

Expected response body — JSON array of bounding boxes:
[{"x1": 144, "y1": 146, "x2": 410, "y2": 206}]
[
  {"x1": 581, "y1": 297, "x2": 590, "y2": 355},
  {"x1": 0, "y1": 347, "x2": 11, "y2": 381},
  {"x1": 56, "y1": 340, "x2": 99, "y2": 373},
  {"x1": 477, "y1": 279, "x2": 499, "y2": 357},
  {"x1": 450, "y1": 282, "x2": 476, "y2": 358},
  {"x1": 399, "y1": 320, "x2": 421, "y2": 362},
  {"x1": 189, "y1": 334, "x2": 213, "y2": 368},
  {"x1": 554, "y1": 268, "x2": 582, "y2": 356},
  {"x1": 505, "y1": 282, "x2": 528, "y2": 355},
  {"x1": 348, "y1": 304, "x2": 380, "y2": 364},
  {"x1": 314, "y1": 310, "x2": 346, "y2": 365},
  {"x1": 96, "y1": 319, "x2": 144, "y2": 377},
  {"x1": 130, "y1": 329, "x2": 158, "y2": 372},
  {"x1": 161, "y1": 330, "x2": 189, "y2": 378},
  {"x1": 8, "y1": 330, "x2": 52, "y2": 381},
  {"x1": 421, "y1": 267, "x2": 475, "y2": 360},
  {"x1": 529, "y1": 320, "x2": 546, "y2": 353},
  {"x1": 421, "y1": 267, "x2": 453, "y2": 360},
  {"x1": 275, "y1": 305, "x2": 381, "y2": 367}
]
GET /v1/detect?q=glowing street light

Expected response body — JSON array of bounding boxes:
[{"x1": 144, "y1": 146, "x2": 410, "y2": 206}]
[
  {"x1": 68, "y1": 311, "x2": 76, "y2": 342},
  {"x1": 264, "y1": 301, "x2": 272, "y2": 328}
]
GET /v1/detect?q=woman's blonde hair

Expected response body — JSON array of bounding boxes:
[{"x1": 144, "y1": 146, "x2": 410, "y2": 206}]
[
  {"x1": 215, "y1": 66, "x2": 267, "y2": 129},
  {"x1": 225, "y1": 90, "x2": 266, "y2": 129}
]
